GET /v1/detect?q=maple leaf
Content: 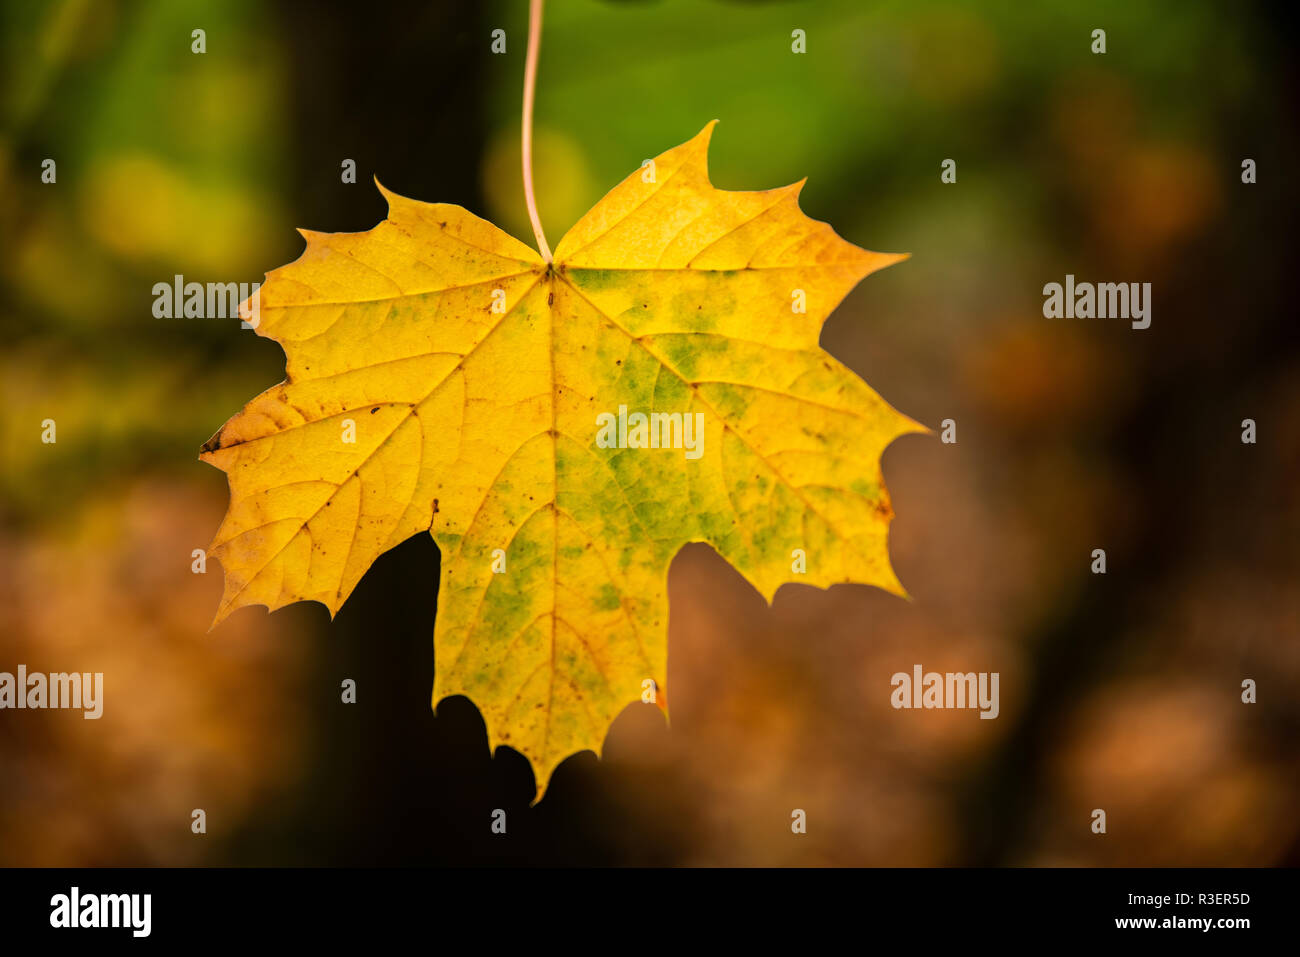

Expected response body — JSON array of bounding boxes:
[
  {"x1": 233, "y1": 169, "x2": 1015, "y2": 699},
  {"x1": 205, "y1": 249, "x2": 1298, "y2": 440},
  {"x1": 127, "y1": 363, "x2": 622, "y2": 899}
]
[{"x1": 201, "y1": 123, "x2": 924, "y2": 800}]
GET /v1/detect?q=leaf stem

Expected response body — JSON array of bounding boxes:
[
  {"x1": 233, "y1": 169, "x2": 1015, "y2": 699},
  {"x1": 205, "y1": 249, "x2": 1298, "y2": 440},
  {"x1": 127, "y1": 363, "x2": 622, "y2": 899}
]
[{"x1": 522, "y1": 0, "x2": 552, "y2": 263}]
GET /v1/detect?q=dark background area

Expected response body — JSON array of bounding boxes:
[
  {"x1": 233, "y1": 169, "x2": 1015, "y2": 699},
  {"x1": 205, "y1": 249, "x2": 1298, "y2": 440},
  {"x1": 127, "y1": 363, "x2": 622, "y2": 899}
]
[{"x1": 1, "y1": 0, "x2": 1297, "y2": 865}]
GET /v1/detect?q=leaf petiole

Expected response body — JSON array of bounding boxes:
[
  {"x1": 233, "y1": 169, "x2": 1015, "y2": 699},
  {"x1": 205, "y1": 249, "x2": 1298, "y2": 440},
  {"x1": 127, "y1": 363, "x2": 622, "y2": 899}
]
[{"x1": 522, "y1": 0, "x2": 552, "y2": 263}]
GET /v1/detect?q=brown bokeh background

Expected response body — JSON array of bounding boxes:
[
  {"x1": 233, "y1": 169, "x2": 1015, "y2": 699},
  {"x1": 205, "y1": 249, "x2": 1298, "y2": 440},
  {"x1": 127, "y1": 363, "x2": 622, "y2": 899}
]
[{"x1": 1, "y1": 0, "x2": 1296, "y2": 865}]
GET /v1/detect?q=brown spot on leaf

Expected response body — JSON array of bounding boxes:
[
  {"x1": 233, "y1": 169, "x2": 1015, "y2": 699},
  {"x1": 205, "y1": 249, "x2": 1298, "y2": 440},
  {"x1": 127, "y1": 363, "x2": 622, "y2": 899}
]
[{"x1": 200, "y1": 428, "x2": 225, "y2": 454}]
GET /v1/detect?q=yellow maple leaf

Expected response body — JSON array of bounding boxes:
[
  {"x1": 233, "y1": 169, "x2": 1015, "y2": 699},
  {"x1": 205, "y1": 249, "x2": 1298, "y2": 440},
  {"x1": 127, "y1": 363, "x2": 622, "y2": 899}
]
[{"x1": 201, "y1": 122, "x2": 925, "y2": 800}]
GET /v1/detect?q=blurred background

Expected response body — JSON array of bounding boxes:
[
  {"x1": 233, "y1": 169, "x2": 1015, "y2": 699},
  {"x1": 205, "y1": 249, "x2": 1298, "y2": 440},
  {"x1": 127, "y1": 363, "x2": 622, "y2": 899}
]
[{"x1": 1, "y1": 0, "x2": 1297, "y2": 866}]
